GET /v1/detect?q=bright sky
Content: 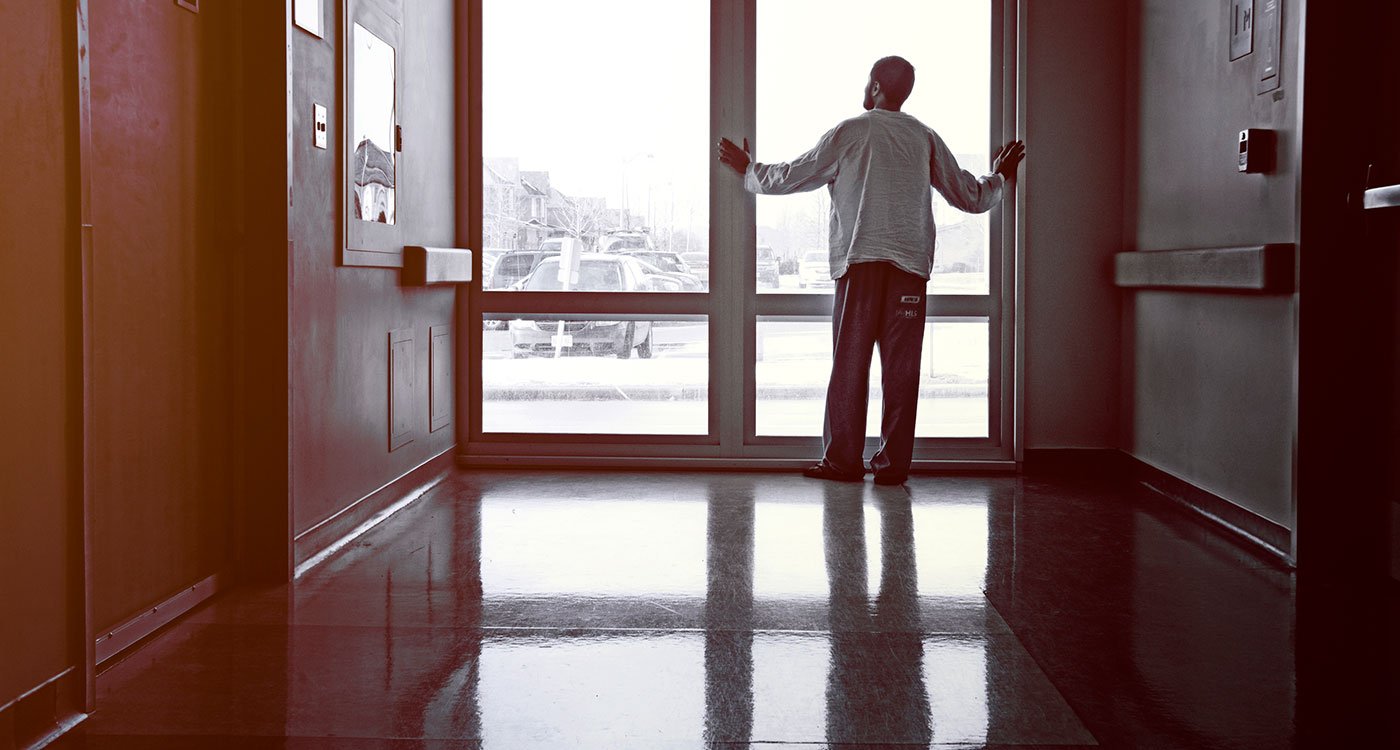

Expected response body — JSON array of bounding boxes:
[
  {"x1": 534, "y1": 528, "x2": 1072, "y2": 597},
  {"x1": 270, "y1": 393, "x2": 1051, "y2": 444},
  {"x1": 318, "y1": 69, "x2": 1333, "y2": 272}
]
[{"x1": 483, "y1": 0, "x2": 990, "y2": 231}]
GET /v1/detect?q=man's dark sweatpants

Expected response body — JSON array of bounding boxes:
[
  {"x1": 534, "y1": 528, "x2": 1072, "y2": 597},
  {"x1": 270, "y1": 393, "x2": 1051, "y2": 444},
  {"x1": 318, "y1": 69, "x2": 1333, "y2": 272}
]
[{"x1": 822, "y1": 260, "x2": 927, "y2": 480}]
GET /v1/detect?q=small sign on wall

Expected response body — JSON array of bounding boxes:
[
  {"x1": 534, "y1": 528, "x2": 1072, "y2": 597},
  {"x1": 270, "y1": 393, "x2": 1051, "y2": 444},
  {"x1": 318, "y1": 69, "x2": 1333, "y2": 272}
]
[
  {"x1": 1257, "y1": 0, "x2": 1283, "y2": 94},
  {"x1": 295, "y1": 0, "x2": 323, "y2": 38},
  {"x1": 1230, "y1": 0, "x2": 1254, "y2": 61}
]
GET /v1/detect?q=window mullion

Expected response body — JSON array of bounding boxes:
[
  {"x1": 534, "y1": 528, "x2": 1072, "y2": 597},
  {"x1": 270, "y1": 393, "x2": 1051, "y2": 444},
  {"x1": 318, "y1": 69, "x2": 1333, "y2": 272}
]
[{"x1": 711, "y1": 0, "x2": 756, "y2": 455}]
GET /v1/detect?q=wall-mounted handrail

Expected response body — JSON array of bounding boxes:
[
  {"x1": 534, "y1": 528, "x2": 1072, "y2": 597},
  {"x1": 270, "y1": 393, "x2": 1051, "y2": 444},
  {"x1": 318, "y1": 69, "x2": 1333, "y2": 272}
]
[
  {"x1": 1362, "y1": 184, "x2": 1400, "y2": 210},
  {"x1": 1114, "y1": 244, "x2": 1295, "y2": 293}
]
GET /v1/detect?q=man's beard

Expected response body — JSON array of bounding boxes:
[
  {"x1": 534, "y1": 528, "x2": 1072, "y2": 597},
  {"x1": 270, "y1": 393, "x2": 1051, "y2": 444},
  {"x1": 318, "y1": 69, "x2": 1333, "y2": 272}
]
[{"x1": 863, "y1": 88, "x2": 874, "y2": 110}]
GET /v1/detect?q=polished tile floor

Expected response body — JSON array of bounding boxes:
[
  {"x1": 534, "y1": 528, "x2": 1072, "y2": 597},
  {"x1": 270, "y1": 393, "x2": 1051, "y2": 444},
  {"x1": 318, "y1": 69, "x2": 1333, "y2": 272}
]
[{"x1": 59, "y1": 469, "x2": 1323, "y2": 748}]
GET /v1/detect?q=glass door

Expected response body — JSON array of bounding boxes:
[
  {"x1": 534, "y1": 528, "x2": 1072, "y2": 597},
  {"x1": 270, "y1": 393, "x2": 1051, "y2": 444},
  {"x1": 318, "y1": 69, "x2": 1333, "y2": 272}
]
[
  {"x1": 467, "y1": 0, "x2": 1015, "y2": 465},
  {"x1": 474, "y1": 0, "x2": 714, "y2": 453},
  {"x1": 743, "y1": 0, "x2": 1014, "y2": 463}
]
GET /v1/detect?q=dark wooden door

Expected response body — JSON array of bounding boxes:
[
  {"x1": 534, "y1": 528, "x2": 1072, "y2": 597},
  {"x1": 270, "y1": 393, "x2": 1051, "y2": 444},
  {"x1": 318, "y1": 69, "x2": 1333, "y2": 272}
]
[{"x1": 1294, "y1": 1, "x2": 1399, "y2": 744}]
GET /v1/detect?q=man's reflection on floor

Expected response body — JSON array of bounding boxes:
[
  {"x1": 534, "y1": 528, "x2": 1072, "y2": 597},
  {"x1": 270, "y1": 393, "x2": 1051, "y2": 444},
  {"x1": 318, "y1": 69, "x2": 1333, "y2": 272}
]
[{"x1": 824, "y1": 483, "x2": 931, "y2": 746}]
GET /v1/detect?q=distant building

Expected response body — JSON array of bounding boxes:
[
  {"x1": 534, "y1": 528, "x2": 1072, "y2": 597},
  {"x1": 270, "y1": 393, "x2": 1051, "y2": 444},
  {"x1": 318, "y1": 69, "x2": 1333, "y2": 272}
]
[
  {"x1": 485, "y1": 158, "x2": 554, "y2": 249},
  {"x1": 485, "y1": 159, "x2": 638, "y2": 251}
]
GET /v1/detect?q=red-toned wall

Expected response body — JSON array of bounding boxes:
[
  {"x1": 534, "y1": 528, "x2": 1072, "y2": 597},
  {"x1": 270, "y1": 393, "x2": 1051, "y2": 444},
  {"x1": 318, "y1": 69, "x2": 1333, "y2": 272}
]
[
  {"x1": 86, "y1": 0, "x2": 241, "y2": 631},
  {"x1": 1126, "y1": 0, "x2": 1301, "y2": 531},
  {"x1": 289, "y1": 0, "x2": 457, "y2": 540},
  {"x1": 0, "y1": 2, "x2": 82, "y2": 708},
  {"x1": 1021, "y1": 0, "x2": 1127, "y2": 451}
]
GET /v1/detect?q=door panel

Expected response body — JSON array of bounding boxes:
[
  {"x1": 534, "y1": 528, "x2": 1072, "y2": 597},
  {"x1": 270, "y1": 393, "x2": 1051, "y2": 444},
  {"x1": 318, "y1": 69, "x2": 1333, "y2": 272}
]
[{"x1": 88, "y1": 0, "x2": 235, "y2": 630}]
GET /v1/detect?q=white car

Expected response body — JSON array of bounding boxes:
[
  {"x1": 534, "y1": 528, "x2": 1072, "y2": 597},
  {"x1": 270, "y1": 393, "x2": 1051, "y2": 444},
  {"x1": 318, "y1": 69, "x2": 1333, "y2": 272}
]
[
  {"x1": 798, "y1": 250, "x2": 833, "y2": 289},
  {"x1": 595, "y1": 231, "x2": 655, "y2": 254},
  {"x1": 679, "y1": 252, "x2": 710, "y2": 290},
  {"x1": 508, "y1": 254, "x2": 656, "y2": 358}
]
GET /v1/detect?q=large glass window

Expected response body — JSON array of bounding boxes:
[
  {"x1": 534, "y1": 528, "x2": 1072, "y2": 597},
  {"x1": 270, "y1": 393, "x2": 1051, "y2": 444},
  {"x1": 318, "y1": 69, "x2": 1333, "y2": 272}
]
[
  {"x1": 474, "y1": 0, "x2": 1010, "y2": 458},
  {"x1": 482, "y1": 0, "x2": 709, "y2": 291},
  {"x1": 756, "y1": 0, "x2": 991, "y2": 296},
  {"x1": 482, "y1": 316, "x2": 708, "y2": 434},
  {"x1": 755, "y1": 319, "x2": 989, "y2": 438}
]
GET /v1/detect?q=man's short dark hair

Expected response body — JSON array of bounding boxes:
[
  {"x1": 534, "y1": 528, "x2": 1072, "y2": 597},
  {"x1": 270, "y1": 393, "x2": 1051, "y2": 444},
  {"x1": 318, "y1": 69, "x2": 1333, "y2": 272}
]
[{"x1": 871, "y1": 56, "x2": 915, "y2": 107}]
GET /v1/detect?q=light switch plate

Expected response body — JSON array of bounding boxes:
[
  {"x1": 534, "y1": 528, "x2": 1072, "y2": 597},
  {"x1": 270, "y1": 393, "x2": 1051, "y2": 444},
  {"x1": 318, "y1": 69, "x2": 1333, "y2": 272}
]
[{"x1": 313, "y1": 103, "x2": 328, "y2": 149}]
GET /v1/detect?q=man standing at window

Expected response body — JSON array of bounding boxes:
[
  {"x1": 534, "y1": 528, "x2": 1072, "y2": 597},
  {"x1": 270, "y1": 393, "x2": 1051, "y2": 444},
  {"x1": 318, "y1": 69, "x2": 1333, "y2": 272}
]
[{"x1": 718, "y1": 56, "x2": 1024, "y2": 485}]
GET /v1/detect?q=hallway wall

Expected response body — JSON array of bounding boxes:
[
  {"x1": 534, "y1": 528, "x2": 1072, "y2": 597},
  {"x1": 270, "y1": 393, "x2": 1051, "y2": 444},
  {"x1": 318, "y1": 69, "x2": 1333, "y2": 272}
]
[
  {"x1": 1125, "y1": 0, "x2": 1300, "y2": 531},
  {"x1": 1021, "y1": 0, "x2": 1127, "y2": 450},
  {"x1": 86, "y1": 0, "x2": 243, "y2": 634},
  {"x1": 289, "y1": 0, "x2": 457, "y2": 542},
  {"x1": 0, "y1": 2, "x2": 82, "y2": 711}
]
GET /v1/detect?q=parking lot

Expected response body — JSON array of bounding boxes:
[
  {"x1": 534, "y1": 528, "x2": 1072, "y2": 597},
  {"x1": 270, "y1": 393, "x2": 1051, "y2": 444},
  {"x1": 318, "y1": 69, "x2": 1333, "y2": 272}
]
[{"x1": 482, "y1": 319, "x2": 988, "y2": 436}]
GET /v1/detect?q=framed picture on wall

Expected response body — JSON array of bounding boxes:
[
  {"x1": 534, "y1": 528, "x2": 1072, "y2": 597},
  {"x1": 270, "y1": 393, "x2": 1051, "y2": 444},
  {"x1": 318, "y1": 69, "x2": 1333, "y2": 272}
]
[{"x1": 342, "y1": 0, "x2": 405, "y2": 267}]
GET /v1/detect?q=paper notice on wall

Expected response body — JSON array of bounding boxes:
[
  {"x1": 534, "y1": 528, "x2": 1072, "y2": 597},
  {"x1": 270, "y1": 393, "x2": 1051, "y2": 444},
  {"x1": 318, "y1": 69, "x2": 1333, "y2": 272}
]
[
  {"x1": 294, "y1": 0, "x2": 322, "y2": 38},
  {"x1": 1257, "y1": 0, "x2": 1282, "y2": 94}
]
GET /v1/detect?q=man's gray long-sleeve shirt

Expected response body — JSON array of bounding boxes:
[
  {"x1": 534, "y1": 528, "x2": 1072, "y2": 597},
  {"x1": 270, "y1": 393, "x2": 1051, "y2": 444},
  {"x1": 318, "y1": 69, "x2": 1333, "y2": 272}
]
[{"x1": 743, "y1": 108, "x2": 1005, "y2": 280}]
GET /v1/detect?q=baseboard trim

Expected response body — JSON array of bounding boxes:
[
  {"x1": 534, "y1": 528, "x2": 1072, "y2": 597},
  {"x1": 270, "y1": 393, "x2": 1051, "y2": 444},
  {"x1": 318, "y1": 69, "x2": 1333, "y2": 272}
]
[
  {"x1": 95, "y1": 573, "x2": 223, "y2": 667},
  {"x1": 455, "y1": 454, "x2": 1018, "y2": 473},
  {"x1": 1125, "y1": 454, "x2": 1293, "y2": 564},
  {"x1": 0, "y1": 667, "x2": 86, "y2": 750},
  {"x1": 1023, "y1": 448, "x2": 1294, "y2": 567},
  {"x1": 293, "y1": 448, "x2": 455, "y2": 574}
]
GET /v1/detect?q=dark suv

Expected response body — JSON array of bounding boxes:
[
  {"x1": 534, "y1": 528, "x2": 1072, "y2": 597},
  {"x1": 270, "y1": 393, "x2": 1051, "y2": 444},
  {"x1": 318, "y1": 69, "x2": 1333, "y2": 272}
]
[{"x1": 757, "y1": 244, "x2": 780, "y2": 288}]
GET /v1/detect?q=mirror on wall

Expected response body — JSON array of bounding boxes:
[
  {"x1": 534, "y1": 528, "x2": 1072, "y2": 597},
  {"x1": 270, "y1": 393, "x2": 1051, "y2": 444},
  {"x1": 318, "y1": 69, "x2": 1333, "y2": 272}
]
[{"x1": 352, "y1": 22, "x2": 396, "y2": 226}]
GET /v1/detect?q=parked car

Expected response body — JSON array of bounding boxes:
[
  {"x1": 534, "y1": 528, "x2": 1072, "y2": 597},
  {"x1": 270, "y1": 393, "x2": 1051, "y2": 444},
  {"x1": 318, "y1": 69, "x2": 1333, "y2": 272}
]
[
  {"x1": 595, "y1": 230, "x2": 655, "y2": 254},
  {"x1": 633, "y1": 260, "x2": 704, "y2": 292},
  {"x1": 757, "y1": 244, "x2": 780, "y2": 288},
  {"x1": 620, "y1": 250, "x2": 689, "y2": 274},
  {"x1": 933, "y1": 219, "x2": 986, "y2": 274},
  {"x1": 798, "y1": 250, "x2": 833, "y2": 288},
  {"x1": 620, "y1": 251, "x2": 703, "y2": 291},
  {"x1": 509, "y1": 254, "x2": 655, "y2": 358},
  {"x1": 489, "y1": 249, "x2": 558, "y2": 290},
  {"x1": 679, "y1": 251, "x2": 710, "y2": 288},
  {"x1": 480, "y1": 247, "x2": 511, "y2": 289}
]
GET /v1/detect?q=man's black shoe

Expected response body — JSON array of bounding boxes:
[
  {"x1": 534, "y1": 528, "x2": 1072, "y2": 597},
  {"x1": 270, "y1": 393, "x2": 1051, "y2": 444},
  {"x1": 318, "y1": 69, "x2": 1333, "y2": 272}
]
[
  {"x1": 802, "y1": 463, "x2": 865, "y2": 482},
  {"x1": 872, "y1": 473, "x2": 906, "y2": 486}
]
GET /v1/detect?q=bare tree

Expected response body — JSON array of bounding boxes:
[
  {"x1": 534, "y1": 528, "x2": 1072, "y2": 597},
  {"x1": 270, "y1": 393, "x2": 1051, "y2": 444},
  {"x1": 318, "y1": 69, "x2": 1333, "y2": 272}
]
[{"x1": 552, "y1": 194, "x2": 610, "y2": 248}]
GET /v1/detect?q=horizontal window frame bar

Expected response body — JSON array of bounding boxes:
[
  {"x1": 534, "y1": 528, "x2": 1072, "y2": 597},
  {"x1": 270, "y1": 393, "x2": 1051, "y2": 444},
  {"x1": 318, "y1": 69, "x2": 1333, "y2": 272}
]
[
  {"x1": 485, "y1": 313, "x2": 708, "y2": 323},
  {"x1": 481, "y1": 291, "x2": 708, "y2": 316},
  {"x1": 474, "y1": 432, "x2": 718, "y2": 446},
  {"x1": 460, "y1": 439, "x2": 1010, "y2": 461},
  {"x1": 455, "y1": 453, "x2": 1018, "y2": 472},
  {"x1": 744, "y1": 435, "x2": 999, "y2": 449},
  {"x1": 754, "y1": 294, "x2": 990, "y2": 318},
  {"x1": 480, "y1": 292, "x2": 991, "y2": 318}
]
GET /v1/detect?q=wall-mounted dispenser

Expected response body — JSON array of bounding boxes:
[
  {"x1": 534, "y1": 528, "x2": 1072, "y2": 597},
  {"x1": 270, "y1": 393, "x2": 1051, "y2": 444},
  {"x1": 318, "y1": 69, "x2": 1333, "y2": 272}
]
[{"x1": 1238, "y1": 128, "x2": 1275, "y2": 173}]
